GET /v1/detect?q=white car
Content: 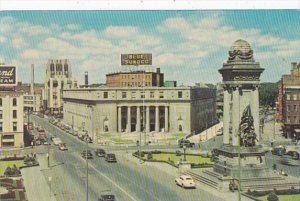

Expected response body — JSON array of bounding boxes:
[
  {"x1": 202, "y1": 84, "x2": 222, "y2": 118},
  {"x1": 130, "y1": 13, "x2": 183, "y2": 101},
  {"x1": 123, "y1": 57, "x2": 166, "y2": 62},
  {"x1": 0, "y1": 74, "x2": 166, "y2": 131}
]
[
  {"x1": 175, "y1": 175, "x2": 196, "y2": 188},
  {"x1": 53, "y1": 138, "x2": 62, "y2": 146}
]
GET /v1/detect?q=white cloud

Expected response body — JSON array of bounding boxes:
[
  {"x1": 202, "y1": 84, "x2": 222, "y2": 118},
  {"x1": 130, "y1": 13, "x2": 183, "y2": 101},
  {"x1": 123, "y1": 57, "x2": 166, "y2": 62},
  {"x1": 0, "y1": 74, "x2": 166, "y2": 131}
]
[
  {"x1": 66, "y1": 23, "x2": 80, "y2": 30},
  {"x1": 21, "y1": 49, "x2": 45, "y2": 60},
  {"x1": 0, "y1": 35, "x2": 6, "y2": 43},
  {"x1": 104, "y1": 26, "x2": 138, "y2": 38},
  {"x1": 12, "y1": 37, "x2": 27, "y2": 49}
]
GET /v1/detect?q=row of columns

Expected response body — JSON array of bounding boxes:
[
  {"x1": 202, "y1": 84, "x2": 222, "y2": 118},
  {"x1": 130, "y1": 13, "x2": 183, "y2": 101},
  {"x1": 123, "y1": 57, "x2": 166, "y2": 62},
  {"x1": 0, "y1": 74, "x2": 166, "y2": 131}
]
[
  {"x1": 223, "y1": 85, "x2": 260, "y2": 146},
  {"x1": 117, "y1": 105, "x2": 169, "y2": 133}
]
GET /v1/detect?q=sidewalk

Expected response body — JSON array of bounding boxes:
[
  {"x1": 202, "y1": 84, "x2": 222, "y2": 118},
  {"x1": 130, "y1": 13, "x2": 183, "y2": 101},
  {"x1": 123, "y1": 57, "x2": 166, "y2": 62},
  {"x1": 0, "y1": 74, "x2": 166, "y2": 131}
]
[{"x1": 21, "y1": 155, "x2": 57, "y2": 201}]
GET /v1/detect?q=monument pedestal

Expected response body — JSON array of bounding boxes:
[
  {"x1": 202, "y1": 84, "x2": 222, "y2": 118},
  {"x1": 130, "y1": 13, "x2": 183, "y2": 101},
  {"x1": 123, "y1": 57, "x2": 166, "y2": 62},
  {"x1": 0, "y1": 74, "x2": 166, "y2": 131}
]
[{"x1": 213, "y1": 145, "x2": 268, "y2": 179}]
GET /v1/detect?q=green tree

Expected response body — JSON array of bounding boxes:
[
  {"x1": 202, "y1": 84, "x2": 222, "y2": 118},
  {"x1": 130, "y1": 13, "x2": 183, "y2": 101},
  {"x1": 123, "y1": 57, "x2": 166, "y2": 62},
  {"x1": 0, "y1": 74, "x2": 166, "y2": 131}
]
[{"x1": 259, "y1": 82, "x2": 279, "y2": 108}]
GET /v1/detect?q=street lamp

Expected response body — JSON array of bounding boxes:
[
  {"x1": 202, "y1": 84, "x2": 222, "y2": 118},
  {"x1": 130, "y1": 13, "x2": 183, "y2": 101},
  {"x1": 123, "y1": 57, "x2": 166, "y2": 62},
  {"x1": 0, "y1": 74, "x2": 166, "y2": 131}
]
[{"x1": 183, "y1": 145, "x2": 187, "y2": 162}]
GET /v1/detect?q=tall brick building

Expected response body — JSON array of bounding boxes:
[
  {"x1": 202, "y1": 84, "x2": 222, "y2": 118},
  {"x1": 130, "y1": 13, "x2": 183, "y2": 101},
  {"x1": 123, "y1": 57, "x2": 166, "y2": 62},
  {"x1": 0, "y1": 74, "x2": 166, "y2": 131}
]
[{"x1": 279, "y1": 62, "x2": 300, "y2": 139}]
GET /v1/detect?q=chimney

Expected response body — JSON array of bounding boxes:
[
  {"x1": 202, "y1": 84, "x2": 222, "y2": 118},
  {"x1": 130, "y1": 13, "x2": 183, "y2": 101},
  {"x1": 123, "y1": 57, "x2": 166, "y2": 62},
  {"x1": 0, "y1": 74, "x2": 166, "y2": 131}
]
[
  {"x1": 85, "y1": 71, "x2": 88, "y2": 87},
  {"x1": 31, "y1": 64, "x2": 34, "y2": 95}
]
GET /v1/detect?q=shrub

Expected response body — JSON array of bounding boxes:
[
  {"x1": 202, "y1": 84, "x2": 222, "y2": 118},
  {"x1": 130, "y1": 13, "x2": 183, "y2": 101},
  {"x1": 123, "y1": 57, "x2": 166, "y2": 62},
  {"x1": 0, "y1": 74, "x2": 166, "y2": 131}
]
[{"x1": 267, "y1": 191, "x2": 278, "y2": 201}]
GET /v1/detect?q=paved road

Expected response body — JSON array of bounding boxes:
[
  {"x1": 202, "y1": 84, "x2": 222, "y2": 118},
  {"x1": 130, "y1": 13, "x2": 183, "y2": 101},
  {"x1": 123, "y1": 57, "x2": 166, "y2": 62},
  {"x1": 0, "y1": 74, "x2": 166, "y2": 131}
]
[{"x1": 30, "y1": 115, "x2": 226, "y2": 201}]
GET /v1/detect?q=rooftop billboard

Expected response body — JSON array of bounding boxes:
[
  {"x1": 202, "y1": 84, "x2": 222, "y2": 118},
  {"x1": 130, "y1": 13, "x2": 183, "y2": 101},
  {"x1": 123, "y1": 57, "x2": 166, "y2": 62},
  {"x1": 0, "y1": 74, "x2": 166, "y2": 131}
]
[
  {"x1": 0, "y1": 66, "x2": 17, "y2": 86},
  {"x1": 121, "y1": 54, "x2": 152, "y2": 66}
]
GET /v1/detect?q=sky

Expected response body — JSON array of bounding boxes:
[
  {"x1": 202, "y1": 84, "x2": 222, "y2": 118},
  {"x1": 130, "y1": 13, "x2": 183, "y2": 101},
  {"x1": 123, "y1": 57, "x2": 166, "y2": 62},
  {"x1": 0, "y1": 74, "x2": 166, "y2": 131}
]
[{"x1": 0, "y1": 10, "x2": 299, "y2": 85}]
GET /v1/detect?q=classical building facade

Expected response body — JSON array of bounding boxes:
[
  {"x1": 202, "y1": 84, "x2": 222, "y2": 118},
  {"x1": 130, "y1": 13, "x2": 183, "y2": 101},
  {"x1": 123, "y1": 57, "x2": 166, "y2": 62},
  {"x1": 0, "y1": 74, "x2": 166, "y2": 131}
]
[
  {"x1": 106, "y1": 68, "x2": 164, "y2": 87},
  {"x1": 43, "y1": 59, "x2": 77, "y2": 115},
  {"x1": 279, "y1": 62, "x2": 300, "y2": 139},
  {"x1": 63, "y1": 86, "x2": 216, "y2": 142}
]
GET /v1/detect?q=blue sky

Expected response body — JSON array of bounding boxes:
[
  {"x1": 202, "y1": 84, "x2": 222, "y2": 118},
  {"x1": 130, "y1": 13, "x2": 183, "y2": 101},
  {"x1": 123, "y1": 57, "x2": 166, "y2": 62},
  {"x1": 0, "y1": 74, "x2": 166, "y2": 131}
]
[{"x1": 0, "y1": 10, "x2": 299, "y2": 85}]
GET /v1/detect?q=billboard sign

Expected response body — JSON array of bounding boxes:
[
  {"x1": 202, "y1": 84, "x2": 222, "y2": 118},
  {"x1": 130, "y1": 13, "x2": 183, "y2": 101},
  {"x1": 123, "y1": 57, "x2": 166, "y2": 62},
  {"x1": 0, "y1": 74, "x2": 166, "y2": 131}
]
[
  {"x1": 0, "y1": 66, "x2": 17, "y2": 86},
  {"x1": 121, "y1": 54, "x2": 152, "y2": 66}
]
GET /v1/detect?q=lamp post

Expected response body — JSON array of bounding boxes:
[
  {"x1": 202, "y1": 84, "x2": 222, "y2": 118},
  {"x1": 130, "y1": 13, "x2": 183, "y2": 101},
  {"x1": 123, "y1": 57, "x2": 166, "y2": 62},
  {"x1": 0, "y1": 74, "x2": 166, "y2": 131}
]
[{"x1": 183, "y1": 145, "x2": 187, "y2": 162}]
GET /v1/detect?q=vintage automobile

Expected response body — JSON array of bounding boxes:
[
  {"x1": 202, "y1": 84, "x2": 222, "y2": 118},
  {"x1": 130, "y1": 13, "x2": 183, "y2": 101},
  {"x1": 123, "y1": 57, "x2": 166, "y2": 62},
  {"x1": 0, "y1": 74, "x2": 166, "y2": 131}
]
[{"x1": 175, "y1": 175, "x2": 196, "y2": 188}]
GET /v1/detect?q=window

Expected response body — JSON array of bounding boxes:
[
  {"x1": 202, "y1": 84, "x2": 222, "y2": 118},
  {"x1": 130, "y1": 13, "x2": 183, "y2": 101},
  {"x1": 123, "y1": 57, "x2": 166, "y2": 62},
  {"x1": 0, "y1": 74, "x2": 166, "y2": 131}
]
[
  {"x1": 140, "y1": 92, "x2": 145, "y2": 98},
  {"x1": 159, "y1": 91, "x2": 164, "y2": 99},
  {"x1": 0, "y1": 122, "x2": 2, "y2": 132},
  {"x1": 178, "y1": 91, "x2": 183, "y2": 98},
  {"x1": 13, "y1": 110, "x2": 17, "y2": 118},
  {"x1": 150, "y1": 91, "x2": 155, "y2": 98},
  {"x1": 104, "y1": 92, "x2": 108, "y2": 99},
  {"x1": 13, "y1": 98, "x2": 17, "y2": 106},
  {"x1": 293, "y1": 94, "x2": 298, "y2": 100},
  {"x1": 286, "y1": 94, "x2": 290, "y2": 100},
  {"x1": 0, "y1": 110, "x2": 2, "y2": 119},
  {"x1": 122, "y1": 92, "x2": 127, "y2": 98},
  {"x1": 131, "y1": 92, "x2": 136, "y2": 98},
  {"x1": 287, "y1": 105, "x2": 290, "y2": 112},
  {"x1": 2, "y1": 135, "x2": 14, "y2": 140},
  {"x1": 13, "y1": 122, "x2": 17, "y2": 131},
  {"x1": 0, "y1": 98, "x2": 2, "y2": 106},
  {"x1": 294, "y1": 105, "x2": 297, "y2": 112}
]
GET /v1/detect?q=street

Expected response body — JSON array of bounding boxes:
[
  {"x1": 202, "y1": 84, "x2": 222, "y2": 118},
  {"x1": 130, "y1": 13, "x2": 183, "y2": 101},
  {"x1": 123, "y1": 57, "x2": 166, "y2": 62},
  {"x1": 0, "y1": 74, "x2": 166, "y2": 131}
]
[{"x1": 29, "y1": 115, "x2": 227, "y2": 201}]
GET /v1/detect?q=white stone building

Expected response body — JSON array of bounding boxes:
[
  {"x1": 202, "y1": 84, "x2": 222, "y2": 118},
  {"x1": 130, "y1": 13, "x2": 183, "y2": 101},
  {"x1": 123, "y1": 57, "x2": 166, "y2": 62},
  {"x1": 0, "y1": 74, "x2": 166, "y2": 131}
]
[
  {"x1": 0, "y1": 91, "x2": 24, "y2": 148},
  {"x1": 24, "y1": 93, "x2": 42, "y2": 112},
  {"x1": 63, "y1": 86, "x2": 216, "y2": 142},
  {"x1": 43, "y1": 59, "x2": 77, "y2": 115}
]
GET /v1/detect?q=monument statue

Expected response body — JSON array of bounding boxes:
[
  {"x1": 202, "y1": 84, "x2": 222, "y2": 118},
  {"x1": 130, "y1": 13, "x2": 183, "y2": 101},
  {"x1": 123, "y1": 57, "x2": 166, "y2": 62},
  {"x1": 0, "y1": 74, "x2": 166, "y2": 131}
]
[{"x1": 239, "y1": 105, "x2": 257, "y2": 147}]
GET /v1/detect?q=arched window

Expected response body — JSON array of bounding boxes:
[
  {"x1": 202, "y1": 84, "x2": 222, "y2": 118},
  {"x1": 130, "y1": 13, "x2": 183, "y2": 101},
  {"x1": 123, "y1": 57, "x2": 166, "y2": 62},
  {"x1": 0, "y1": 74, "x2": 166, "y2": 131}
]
[{"x1": 13, "y1": 98, "x2": 17, "y2": 106}]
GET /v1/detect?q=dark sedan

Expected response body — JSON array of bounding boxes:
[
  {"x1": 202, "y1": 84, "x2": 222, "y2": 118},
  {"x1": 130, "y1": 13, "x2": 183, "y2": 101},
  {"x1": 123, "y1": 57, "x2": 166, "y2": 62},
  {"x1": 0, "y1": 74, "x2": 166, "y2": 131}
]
[{"x1": 105, "y1": 154, "x2": 117, "y2": 163}]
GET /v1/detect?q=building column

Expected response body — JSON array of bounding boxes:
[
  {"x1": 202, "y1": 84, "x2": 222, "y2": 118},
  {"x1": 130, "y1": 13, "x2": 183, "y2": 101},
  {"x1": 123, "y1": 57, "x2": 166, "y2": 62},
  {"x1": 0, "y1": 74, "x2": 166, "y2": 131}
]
[
  {"x1": 146, "y1": 106, "x2": 150, "y2": 132},
  {"x1": 118, "y1": 107, "x2": 122, "y2": 132},
  {"x1": 126, "y1": 106, "x2": 131, "y2": 133},
  {"x1": 252, "y1": 85, "x2": 260, "y2": 144},
  {"x1": 136, "y1": 106, "x2": 141, "y2": 132},
  {"x1": 155, "y1": 106, "x2": 159, "y2": 132},
  {"x1": 232, "y1": 86, "x2": 240, "y2": 146},
  {"x1": 164, "y1": 106, "x2": 169, "y2": 132},
  {"x1": 223, "y1": 87, "x2": 230, "y2": 145}
]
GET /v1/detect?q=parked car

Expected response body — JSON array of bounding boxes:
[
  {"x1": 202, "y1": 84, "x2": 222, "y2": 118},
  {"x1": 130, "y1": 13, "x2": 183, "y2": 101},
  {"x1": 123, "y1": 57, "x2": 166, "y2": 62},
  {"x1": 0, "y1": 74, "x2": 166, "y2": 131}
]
[
  {"x1": 95, "y1": 149, "x2": 106, "y2": 157},
  {"x1": 229, "y1": 179, "x2": 238, "y2": 192},
  {"x1": 216, "y1": 128, "x2": 223, "y2": 136},
  {"x1": 175, "y1": 150, "x2": 181, "y2": 156},
  {"x1": 178, "y1": 139, "x2": 194, "y2": 148},
  {"x1": 271, "y1": 145, "x2": 286, "y2": 156},
  {"x1": 59, "y1": 143, "x2": 68, "y2": 151},
  {"x1": 105, "y1": 154, "x2": 117, "y2": 163},
  {"x1": 98, "y1": 194, "x2": 115, "y2": 201},
  {"x1": 53, "y1": 138, "x2": 62, "y2": 146},
  {"x1": 175, "y1": 175, "x2": 196, "y2": 188},
  {"x1": 285, "y1": 150, "x2": 300, "y2": 160},
  {"x1": 81, "y1": 150, "x2": 93, "y2": 159}
]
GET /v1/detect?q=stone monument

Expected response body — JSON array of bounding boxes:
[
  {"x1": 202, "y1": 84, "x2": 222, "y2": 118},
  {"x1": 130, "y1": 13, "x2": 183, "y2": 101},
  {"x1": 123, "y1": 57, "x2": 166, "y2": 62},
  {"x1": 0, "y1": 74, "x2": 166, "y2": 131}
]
[{"x1": 187, "y1": 40, "x2": 299, "y2": 192}]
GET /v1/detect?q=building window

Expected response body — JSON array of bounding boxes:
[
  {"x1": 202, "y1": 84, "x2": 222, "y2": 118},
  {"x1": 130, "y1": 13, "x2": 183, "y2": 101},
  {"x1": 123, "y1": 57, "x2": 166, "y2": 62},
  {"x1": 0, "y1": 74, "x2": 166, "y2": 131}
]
[
  {"x1": 159, "y1": 91, "x2": 164, "y2": 99},
  {"x1": 122, "y1": 92, "x2": 127, "y2": 98},
  {"x1": 141, "y1": 92, "x2": 145, "y2": 98},
  {"x1": 13, "y1": 110, "x2": 17, "y2": 118},
  {"x1": 294, "y1": 105, "x2": 297, "y2": 112},
  {"x1": 0, "y1": 122, "x2": 2, "y2": 132},
  {"x1": 287, "y1": 105, "x2": 290, "y2": 112},
  {"x1": 150, "y1": 91, "x2": 155, "y2": 98},
  {"x1": 131, "y1": 92, "x2": 136, "y2": 98},
  {"x1": 13, "y1": 98, "x2": 17, "y2": 106},
  {"x1": 104, "y1": 92, "x2": 108, "y2": 99},
  {"x1": 13, "y1": 122, "x2": 17, "y2": 131},
  {"x1": 286, "y1": 94, "x2": 290, "y2": 100},
  {"x1": 293, "y1": 94, "x2": 298, "y2": 100},
  {"x1": 0, "y1": 98, "x2": 2, "y2": 106},
  {"x1": 0, "y1": 110, "x2": 2, "y2": 119},
  {"x1": 178, "y1": 91, "x2": 183, "y2": 98}
]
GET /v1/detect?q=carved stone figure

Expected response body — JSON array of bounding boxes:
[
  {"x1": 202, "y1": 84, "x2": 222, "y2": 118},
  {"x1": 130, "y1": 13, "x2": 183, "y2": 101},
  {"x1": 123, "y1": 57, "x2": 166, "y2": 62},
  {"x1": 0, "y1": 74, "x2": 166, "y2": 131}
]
[{"x1": 239, "y1": 105, "x2": 257, "y2": 147}]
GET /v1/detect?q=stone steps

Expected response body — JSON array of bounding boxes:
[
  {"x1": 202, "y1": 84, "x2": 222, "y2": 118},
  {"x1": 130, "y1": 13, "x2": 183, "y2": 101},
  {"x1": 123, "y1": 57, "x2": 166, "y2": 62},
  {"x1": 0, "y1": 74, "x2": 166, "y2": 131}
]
[
  {"x1": 241, "y1": 182, "x2": 300, "y2": 191},
  {"x1": 185, "y1": 171, "x2": 219, "y2": 190}
]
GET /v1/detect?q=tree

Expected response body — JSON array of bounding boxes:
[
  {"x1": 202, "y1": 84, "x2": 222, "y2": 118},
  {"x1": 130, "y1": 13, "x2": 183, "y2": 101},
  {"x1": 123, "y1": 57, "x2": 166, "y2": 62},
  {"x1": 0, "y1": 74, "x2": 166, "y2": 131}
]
[{"x1": 259, "y1": 82, "x2": 279, "y2": 108}]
